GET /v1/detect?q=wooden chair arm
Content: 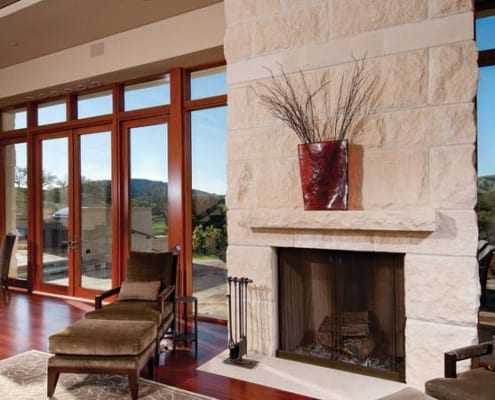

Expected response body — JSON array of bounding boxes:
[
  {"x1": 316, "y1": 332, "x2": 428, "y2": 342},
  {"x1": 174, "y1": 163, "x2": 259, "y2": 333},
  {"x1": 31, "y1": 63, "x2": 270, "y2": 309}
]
[
  {"x1": 156, "y1": 285, "x2": 175, "y2": 312},
  {"x1": 95, "y1": 286, "x2": 121, "y2": 309},
  {"x1": 444, "y1": 340, "x2": 493, "y2": 378}
]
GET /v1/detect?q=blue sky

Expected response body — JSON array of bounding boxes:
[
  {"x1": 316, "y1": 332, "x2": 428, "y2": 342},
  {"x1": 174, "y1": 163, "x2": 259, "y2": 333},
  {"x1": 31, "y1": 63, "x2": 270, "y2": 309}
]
[
  {"x1": 13, "y1": 73, "x2": 227, "y2": 194},
  {"x1": 477, "y1": 15, "x2": 495, "y2": 177}
]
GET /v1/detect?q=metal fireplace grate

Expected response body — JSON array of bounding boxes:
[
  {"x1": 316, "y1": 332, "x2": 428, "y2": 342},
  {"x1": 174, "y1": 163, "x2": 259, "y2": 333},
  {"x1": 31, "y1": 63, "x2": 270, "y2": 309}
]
[{"x1": 277, "y1": 248, "x2": 405, "y2": 382}]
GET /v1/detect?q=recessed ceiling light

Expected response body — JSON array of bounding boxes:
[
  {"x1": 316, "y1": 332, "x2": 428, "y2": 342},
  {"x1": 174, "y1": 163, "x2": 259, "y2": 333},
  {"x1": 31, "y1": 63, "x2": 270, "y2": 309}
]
[
  {"x1": 26, "y1": 96, "x2": 35, "y2": 101},
  {"x1": 77, "y1": 84, "x2": 86, "y2": 90},
  {"x1": 63, "y1": 88, "x2": 73, "y2": 93}
]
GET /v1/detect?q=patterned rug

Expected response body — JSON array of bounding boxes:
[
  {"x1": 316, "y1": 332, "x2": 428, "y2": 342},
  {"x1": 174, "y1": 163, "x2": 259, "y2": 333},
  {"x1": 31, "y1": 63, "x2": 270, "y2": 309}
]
[{"x1": 0, "y1": 350, "x2": 217, "y2": 399}]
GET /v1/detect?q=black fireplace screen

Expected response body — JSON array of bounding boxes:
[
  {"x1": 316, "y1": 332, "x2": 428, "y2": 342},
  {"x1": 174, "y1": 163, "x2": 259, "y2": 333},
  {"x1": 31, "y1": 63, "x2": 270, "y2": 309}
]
[{"x1": 277, "y1": 248, "x2": 405, "y2": 382}]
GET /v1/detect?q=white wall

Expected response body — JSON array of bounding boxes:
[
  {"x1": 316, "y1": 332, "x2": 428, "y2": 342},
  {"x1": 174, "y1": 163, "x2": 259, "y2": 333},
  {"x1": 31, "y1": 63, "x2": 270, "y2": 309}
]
[{"x1": 0, "y1": 3, "x2": 225, "y2": 106}]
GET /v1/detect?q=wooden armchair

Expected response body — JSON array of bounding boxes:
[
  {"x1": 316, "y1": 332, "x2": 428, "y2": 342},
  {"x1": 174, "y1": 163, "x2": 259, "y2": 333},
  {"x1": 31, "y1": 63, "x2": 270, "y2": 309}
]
[
  {"x1": 0, "y1": 233, "x2": 16, "y2": 304},
  {"x1": 425, "y1": 339, "x2": 495, "y2": 399},
  {"x1": 85, "y1": 250, "x2": 178, "y2": 361}
]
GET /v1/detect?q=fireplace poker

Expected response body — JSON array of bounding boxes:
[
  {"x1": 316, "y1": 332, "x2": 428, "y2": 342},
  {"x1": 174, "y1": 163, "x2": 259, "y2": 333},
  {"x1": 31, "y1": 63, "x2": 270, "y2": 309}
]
[
  {"x1": 229, "y1": 277, "x2": 240, "y2": 359},
  {"x1": 238, "y1": 278, "x2": 246, "y2": 359},
  {"x1": 227, "y1": 277, "x2": 236, "y2": 351},
  {"x1": 239, "y1": 277, "x2": 243, "y2": 344},
  {"x1": 225, "y1": 276, "x2": 257, "y2": 368}
]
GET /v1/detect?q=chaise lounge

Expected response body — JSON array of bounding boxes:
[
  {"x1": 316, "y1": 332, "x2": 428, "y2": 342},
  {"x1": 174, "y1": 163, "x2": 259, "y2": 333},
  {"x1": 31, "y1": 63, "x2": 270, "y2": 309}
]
[
  {"x1": 85, "y1": 250, "x2": 178, "y2": 361},
  {"x1": 47, "y1": 250, "x2": 178, "y2": 399}
]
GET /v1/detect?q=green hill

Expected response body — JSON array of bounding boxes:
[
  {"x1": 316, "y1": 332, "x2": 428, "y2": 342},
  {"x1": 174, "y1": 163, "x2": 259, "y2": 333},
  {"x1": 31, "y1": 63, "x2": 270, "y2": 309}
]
[
  {"x1": 479, "y1": 175, "x2": 495, "y2": 242},
  {"x1": 478, "y1": 175, "x2": 495, "y2": 194}
]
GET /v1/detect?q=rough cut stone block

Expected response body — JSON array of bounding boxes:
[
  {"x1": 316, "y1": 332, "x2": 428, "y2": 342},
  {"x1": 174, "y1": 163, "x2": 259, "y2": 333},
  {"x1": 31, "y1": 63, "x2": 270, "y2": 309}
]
[
  {"x1": 227, "y1": 160, "x2": 257, "y2": 209},
  {"x1": 361, "y1": 149, "x2": 429, "y2": 208},
  {"x1": 254, "y1": 4, "x2": 329, "y2": 55},
  {"x1": 227, "y1": 126, "x2": 299, "y2": 160},
  {"x1": 250, "y1": 159, "x2": 301, "y2": 209},
  {"x1": 331, "y1": 0, "x2": 427, "y2": 37},
  {"x1": 379, "y1": 51, "x2": 428, "y2": 109},
  {"x1": 384, "y1": 104, "x2": 476, "y2": 148},
  {"x1": 429, "y1": 145, "x2": 477, "y2": 209},
  {"x1": 405, "y1": 321, "x2": 477, "y2": 387},
  {"x1": 224, "y1": 24, "x2": 252, "y2": 63},
  {"x1": 350, "y1": 114, "x2": 386, "y2": 147},
  {"x1": 227, "y1": 245, "x2": 275, "y2": 295},
  {"x1": 224, "y1": 0, "x2": 282, "y2": 25},
  {"x1": 429, "y1": 42, "x2": 478, "y2": 104},
  {"x1": 227, "y1": 85, "x2": 256, "y2": 130},
  {"x1": 227, "y1": 158, "x2": 302, "y2": 210},
  {"x1": 429, "y1": 0, "x2": 472, "y2": 17},
  {"x1": 227, "y1": 245, "x2": 277, "y2": 355},
  {"x1": 405, "y1": 254, "x2": 479, "y2": 325}
]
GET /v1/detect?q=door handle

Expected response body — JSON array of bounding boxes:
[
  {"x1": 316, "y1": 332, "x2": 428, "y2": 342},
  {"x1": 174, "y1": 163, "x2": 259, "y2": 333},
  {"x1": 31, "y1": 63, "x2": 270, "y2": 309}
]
[{"x1": 67, "y1": 240, "x2": 79, "y2": 250}]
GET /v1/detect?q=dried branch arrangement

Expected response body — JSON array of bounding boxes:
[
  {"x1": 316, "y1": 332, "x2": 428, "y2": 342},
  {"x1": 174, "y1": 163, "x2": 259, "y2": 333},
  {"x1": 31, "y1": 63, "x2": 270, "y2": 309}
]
[{"x1": 254, "y1": 56, "x2": 378, "y2": 144}]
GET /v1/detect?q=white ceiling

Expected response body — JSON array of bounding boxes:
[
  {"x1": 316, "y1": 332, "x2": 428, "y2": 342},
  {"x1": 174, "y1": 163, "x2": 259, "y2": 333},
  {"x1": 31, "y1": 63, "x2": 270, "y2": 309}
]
[{"x1": 0, "y1": 0, "x2": 223, "y2": 69}]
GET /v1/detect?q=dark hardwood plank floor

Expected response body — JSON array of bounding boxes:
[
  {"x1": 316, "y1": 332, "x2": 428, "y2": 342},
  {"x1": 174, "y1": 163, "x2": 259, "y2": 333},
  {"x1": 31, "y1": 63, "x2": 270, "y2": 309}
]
[{"x1": 0, "y1": 291, "x2": 316, "y2": 400}]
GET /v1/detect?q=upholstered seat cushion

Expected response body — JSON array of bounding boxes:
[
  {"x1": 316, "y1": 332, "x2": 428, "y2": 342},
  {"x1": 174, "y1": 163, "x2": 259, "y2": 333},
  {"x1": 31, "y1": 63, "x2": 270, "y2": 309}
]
[
  {"x1": 85, "y1": 300, "x2": 173, "y2": 325},
  {"x1": 425, "y1": 368, "x2": 495, "y2": 400},
  {"x1": 48, "y1": 319, "x2": 156, "y2": 356}
]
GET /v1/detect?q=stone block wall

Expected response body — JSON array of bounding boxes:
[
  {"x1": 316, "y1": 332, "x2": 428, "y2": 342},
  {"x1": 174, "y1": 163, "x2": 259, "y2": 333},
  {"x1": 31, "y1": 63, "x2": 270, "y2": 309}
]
[{"x1": 224, "y1": 0, "x2": 479, "y2": 387}]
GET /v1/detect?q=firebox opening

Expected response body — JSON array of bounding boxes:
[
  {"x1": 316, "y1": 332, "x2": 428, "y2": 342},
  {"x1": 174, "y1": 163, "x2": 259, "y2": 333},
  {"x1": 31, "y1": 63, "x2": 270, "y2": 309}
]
[{"x1": 277, "y1": 248, "x2": 405, "y2": 382}]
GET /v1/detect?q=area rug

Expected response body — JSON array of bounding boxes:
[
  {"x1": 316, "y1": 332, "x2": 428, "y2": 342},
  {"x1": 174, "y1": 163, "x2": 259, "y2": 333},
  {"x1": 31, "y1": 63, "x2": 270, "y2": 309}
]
[{"x1": 0, "y1": 350, "x2": 217, "y2": 400}]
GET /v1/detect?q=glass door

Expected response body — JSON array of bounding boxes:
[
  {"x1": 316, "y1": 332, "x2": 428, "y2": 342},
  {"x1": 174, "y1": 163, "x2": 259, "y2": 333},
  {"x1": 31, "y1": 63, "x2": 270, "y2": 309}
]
[
  {"x1": 190, "y1": 106, "x2": 228, "y2": 319},
  {"x1": 36, "y1": 127, "x2": 113, "y2": 297},
  {"x1": 78, "y1": 130, "x2": 112, "y2": 292},
  {"x1": 1, "y1": 141, "x2": 28, "y2": 283},
  {"x1": 39, "y1": 135, "x2": 69, "y2": 291},
  {"x1": 127, "y1": 122, "x2": 169, "y2": 253},
  {"x1": 477, "y1": 6, "x2": 495, "y2": 341}
]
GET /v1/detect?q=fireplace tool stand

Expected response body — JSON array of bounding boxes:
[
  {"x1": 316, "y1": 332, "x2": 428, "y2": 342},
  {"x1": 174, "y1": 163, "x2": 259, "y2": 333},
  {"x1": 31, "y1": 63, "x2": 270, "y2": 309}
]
[{"x1": 225, "y1": 276, "x2": 258, "y2": 368}]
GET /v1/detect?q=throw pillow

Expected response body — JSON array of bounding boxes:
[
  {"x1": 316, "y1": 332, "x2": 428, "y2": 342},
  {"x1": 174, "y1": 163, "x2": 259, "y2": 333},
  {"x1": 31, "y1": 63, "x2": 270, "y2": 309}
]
[{"x1": 118, "y1": 280, "x2": 161, "y2": 301}]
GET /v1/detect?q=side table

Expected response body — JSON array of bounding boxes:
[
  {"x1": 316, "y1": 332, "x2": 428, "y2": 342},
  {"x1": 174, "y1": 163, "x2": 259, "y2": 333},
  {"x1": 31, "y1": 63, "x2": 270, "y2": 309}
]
[{"x1": 173, "y1": 296, "x2": 198, "y2": 357}]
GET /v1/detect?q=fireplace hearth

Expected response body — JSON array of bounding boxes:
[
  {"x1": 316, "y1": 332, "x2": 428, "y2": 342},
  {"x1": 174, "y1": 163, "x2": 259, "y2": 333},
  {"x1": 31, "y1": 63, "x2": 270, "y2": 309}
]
[{"x1": 277, "y1": 248, "x2": 405, "y2": 381}]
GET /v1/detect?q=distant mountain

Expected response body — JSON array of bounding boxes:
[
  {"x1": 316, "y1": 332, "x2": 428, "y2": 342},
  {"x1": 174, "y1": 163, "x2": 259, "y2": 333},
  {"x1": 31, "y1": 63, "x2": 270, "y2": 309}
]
[
  {"x1": 46, "y1": 178, "x2": 223, "y2": 216},
  {"x1": 129, "y1": 179, "x2": 221, "y2": 199},
  {"x1": 129, "y1": 179, "x2": 167, "y2": 198}
]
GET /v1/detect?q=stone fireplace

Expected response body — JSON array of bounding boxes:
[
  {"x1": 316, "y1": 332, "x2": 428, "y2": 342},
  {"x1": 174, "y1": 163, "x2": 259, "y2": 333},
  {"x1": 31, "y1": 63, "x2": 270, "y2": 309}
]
[{"x1": 224, "y1": 0, "x2": 479, "y2": 389}]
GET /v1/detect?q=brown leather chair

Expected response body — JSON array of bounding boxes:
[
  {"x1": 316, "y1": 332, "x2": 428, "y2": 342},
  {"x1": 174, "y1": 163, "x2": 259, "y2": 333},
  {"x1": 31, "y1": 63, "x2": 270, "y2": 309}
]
[
  {"x1": 85, "y1": 250, "x2": 178, "y2": 362},
  {"x1": 0, "y1": 233, "x2": 16, "y2": 304},
  {"x1": 425, "y1": 339, "x2": 495, "y2": 399}
]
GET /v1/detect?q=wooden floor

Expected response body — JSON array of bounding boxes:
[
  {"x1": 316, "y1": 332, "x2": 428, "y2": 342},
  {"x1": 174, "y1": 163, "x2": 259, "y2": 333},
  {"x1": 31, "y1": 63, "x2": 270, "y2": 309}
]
[{"x1": 0, "y1": 291, "x2": 315, "y2": 400}]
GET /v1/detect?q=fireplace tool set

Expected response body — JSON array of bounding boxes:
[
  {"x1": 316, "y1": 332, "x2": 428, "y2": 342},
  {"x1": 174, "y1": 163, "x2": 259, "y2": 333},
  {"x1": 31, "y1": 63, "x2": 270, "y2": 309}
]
[{"x1": 225, "y1": 276, "x2": 258, "y2": 368}]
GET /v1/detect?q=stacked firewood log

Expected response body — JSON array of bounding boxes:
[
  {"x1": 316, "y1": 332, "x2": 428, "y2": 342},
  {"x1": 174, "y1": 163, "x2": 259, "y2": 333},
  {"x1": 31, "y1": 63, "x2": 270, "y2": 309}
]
[{"x1": 316, "y1": 311, "x2": 375, "y2": 362}]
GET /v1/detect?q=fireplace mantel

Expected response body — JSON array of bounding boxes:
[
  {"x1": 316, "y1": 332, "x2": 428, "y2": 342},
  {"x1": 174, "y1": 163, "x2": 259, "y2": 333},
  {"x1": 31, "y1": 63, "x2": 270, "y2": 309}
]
[{"x1": 247, "y1": 209, "x2": 437, "y2": 233}]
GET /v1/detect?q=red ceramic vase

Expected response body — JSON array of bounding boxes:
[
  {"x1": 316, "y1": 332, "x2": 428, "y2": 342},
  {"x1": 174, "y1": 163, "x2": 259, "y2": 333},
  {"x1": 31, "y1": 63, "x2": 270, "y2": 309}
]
[{"x1": 297, "y1": 140, "x2": 349, "y2": 210}]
